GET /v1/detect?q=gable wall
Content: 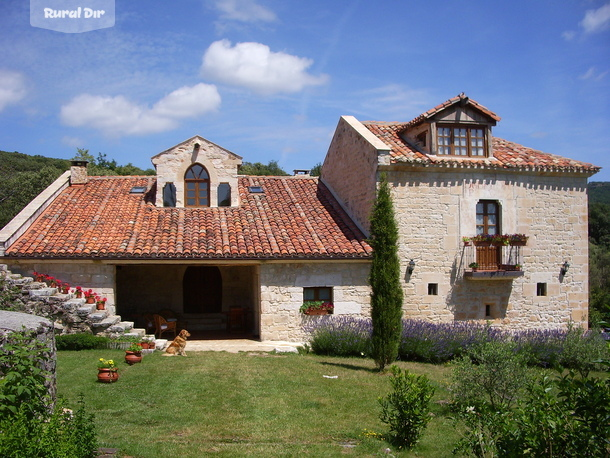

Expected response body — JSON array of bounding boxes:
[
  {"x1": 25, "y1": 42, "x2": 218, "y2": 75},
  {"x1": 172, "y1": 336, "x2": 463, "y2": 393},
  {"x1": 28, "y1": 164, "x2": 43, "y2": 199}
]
[
  {"x1": 152, "y1": 138, "x2": 242, "y2": 208},
  {"x1": 385, "y1": 167, "x2": 590, "y2": 329},
  {"x1": 321, "y1": 117, "x2": 381, "y2": 234}
]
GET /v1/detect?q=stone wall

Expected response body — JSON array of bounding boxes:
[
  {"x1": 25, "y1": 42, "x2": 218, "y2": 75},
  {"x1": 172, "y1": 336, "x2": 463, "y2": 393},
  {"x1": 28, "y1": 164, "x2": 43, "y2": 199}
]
[
  {"x1": 4, "y1": 260, "x2": 116, "y2": 307},
  {"x1": 259, "y1": 261, "x2": 371, "y2": 341},
  {"x1": 152, "y1": 136, "x2": 242, "y2": 208},
  {"x1": 321, "y1": 116, "x2": 386, "y2": 235},
  {"x1": 0, "y1": 264, "x2": 135, "y2": 338},
  {"x1": 386, "y1": 167, "x2": 590, "y2": 330}
]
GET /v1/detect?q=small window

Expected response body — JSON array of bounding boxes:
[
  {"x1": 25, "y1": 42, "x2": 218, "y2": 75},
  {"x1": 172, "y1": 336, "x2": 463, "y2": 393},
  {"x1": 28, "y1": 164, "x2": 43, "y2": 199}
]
[
  {"x1": 248, "y1": 186, "x2": 264, "y2": 193},
  {"x1": 218, "y1": 183, "x2": 231, "y2": 207},
  {"x1": 416, "y1": 131, "x2": 427, "y2": 147},
  {"x1": 130, "y1": 186, "x2": 146, "y2": 194},
  {"x1": 536, "y1": 283, "x2": 547, "y2": 297},
  {"x1": 163, "y1": 183, "x2": 176, "y2": 207},
  {"x1": 304, "y1": 287, "x2": 332, "y2": 303},
  {"x1": 485, "y1": 304, "x2": 492, "y2": 318},
  {"x1": 427, "y1": 283, "x2": 438, "y2": 295}
]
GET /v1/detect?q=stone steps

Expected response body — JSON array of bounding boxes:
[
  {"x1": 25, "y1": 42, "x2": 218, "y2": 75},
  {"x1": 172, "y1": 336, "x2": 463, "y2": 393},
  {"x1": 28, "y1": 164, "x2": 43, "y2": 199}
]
[{"x1": 0, "y1": 264, "x2": 154, "y2": 342}]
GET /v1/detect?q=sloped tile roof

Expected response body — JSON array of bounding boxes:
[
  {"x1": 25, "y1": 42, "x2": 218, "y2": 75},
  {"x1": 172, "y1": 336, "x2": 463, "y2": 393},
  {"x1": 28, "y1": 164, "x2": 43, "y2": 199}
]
[
  {"x1": 403, "y1": 93, "x2": 501, "y2": 129},
  {"x1": 5, "y1": 176, "x2": 372, "y2": 260},
  {"x1": 363, "y1": 122, "x2": 601, "y2": 174}
]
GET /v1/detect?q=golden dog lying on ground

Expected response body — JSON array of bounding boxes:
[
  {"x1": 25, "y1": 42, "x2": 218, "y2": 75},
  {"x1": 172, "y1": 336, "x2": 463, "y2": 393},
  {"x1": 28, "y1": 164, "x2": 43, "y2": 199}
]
[{"x1": 163, "y1": 329, "x2": 191, "y2": 356}]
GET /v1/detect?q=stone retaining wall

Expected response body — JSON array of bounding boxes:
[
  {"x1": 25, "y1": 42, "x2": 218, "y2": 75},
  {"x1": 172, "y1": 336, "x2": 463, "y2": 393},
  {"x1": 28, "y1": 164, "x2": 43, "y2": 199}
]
[{"x1": 0, "y1": 264, "x2": 135, "y2": 338}]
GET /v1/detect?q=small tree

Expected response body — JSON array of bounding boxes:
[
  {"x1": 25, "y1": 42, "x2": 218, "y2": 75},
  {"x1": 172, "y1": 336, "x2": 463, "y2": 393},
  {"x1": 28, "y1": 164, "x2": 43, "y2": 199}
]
[{"x1": 369, "y1": 175, "x2": 403, "y2": 371}]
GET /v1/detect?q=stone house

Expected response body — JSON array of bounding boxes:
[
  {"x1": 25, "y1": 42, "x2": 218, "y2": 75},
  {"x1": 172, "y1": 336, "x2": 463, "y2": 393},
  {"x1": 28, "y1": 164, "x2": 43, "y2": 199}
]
[{"x1": 0, "y1": 94, "x2": 600, "y2": 341}]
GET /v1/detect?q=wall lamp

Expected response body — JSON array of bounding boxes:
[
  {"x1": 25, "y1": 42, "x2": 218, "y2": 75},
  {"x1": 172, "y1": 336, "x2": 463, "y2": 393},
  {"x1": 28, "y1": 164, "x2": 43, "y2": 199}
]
[
  {"x1": 407, "y1": 259, "x2": 416, "y2": 275},
  {"x1": 560, "y1": 261, "x2": 570, "y2": 276}
]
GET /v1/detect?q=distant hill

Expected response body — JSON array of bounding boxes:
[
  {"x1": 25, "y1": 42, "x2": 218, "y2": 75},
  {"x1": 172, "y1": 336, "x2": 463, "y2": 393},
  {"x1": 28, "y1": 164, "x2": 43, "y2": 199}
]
[
  {"x1": 588, "y1": 182, "x2": 610, "y2": 205},
  {"x1": 0, "y1": 150, "x2": 71, "y2": 173},
  {"x1": 0, "y1": 149, "x2": 153, "y2": 229}
]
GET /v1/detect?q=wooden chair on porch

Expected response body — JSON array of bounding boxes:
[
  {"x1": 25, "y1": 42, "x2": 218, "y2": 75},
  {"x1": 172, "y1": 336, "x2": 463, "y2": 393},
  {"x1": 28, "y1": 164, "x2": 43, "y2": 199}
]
[
  {"x1": 153, "y1": 313, "x2": 177, "y2": 339},
  {"x1": 143, "y1": 314, "x2": 156, "y2": 335}
]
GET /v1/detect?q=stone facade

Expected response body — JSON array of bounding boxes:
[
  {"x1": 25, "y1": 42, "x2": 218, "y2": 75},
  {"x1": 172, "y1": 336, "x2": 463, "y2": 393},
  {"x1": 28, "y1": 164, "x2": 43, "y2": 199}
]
[
  {"x1": 151, "y1": 136, "x2": 243, "y2": 208},
  {"x1": 322, "y1": 115, "x2": 592, "y2": 331},
  {"x1": 259, "y1": 261, "x2": 371, "y2": 341},
  {"x1": 387, "y1": 168, "x2": 589, "y2": 329}
]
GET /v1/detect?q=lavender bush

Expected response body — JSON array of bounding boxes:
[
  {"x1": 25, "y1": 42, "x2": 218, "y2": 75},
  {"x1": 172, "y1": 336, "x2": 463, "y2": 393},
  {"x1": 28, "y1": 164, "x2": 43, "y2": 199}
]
[
  {"x1": 305, "y1": 316, "x2": 372, "y2": 356},
  {"x1": 306, "y1": 318, "x2": 609, "y2": 370}
]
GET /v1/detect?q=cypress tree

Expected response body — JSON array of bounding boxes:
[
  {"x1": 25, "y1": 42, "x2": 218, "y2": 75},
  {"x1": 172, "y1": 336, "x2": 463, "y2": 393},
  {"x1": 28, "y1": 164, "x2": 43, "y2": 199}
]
[{"x1": 369, "y1": 174, "x2": 403, "y2": 371}]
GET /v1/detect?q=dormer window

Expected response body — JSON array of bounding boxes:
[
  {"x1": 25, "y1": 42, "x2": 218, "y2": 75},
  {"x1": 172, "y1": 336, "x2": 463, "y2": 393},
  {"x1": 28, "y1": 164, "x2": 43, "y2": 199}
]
[
  {"x1": 185, "y1": 163, "x2": 210, "y2": 207},
  {"x1": 438, "y1": 125, "x2": 486, "y2": 156}
]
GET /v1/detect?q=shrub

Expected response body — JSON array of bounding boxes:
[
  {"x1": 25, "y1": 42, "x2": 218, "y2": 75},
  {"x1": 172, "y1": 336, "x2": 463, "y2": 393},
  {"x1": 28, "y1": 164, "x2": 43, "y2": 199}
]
[
  {"x1": 0, "y1": 330, "x2": 98, "y2": 457},
  {"x1": 399, "y1": 320, "x2": 505, "y2": 363},
  {"x1": 379, "y1": 365, "x2": 435, "y2": 448},
  {"x1": 450, "y1": 340, "x2": 530, "y2": 411},
  {"x1": 0, "y1": 330, "x2": 52, "y2": 418},
  {"x1": 513, "y1": 325, "x2": 609, "y2": 373},
  {"x1": 307, "y1": 316, "x2": 371, "y2": 356},
  {"x1": 0, "y1": 396, "x2": 97, "y2": 457},
  {"x1": 455, "y1": 371, "x2": 610, "y2": 457},
  {"x1": 55, "y1": 333, "x2": 109, "y2": 351}
]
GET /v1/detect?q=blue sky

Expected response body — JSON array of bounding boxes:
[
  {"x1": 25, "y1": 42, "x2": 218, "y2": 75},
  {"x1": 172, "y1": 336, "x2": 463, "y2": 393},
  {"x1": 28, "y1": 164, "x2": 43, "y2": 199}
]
[{"x1": 1, "y1": 1, "x2": 609, "y2": 180}]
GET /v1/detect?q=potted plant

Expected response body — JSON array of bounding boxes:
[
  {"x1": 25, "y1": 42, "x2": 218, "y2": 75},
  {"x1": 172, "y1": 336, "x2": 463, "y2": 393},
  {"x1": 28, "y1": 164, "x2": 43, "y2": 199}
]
[
  {"x1": 84, "y1": 289, "x2": 96, "y2": 304},
  {"x1": 61, "y1": 282, "x2": 70, "y2": 294},
  {"x1": 509, "y1": 234, "x2": 528, "y2": 246},
  {"x1": 515, "y1": 264, "x2": 522, "y2": 271},
  {"x1": 125, "y1": 344, "x2": 143, "y2": 365},
  {"x1": 492, "y1": 234, "x2": 510, "y2": 246},
  {"x1": 73, "y1": 286, "x2": 83, "y2": 298},
  {"x1": 471, "y1": 234, "x2": 493, "y2": 246},
  {"x1": 97, "y1": 358, "x2": 119, "y2": 383},
  {"x1": 462, "y1": 237, "x2": 471, "y2": 246},
  {"x1": 469, "y1": 262, "x2": 479, "y2": 272},
  {"x1": 96, "y1": 297, "x2": 107, "y2": 310},
  {"x1": 299, "y1": 301, "x2": 334, "y2": 315}
]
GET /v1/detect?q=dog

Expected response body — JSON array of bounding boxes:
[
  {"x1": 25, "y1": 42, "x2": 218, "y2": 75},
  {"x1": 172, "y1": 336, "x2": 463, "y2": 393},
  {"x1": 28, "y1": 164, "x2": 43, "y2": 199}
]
[{"x1": 163, "y1": 329, "x2": 191, "y2": 356}]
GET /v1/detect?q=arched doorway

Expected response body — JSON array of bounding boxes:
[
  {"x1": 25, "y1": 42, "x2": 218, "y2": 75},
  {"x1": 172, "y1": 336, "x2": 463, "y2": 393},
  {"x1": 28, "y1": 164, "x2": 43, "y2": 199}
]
[{"x1": 183, "y1": 266, "x2": 222, "y2": 314}]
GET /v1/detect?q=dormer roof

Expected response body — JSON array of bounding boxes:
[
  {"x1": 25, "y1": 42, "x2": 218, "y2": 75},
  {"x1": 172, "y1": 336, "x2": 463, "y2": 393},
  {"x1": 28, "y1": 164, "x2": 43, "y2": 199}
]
[
  {"x1": 151, "y1": 135, "x2": 242, "y2": 164},
  {"x1": 361, "y1": 94, "x2": 600, "y2": 175},
  {"x1": 403, "y1": 93, "x2": 501, "y2": 130}
]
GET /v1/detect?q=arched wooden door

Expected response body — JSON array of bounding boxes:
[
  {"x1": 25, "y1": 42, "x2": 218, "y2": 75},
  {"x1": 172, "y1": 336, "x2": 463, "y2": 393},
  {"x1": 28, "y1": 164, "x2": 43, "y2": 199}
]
[{"x1": 183, "y1": 266, "x2": 222, "y2": 313}]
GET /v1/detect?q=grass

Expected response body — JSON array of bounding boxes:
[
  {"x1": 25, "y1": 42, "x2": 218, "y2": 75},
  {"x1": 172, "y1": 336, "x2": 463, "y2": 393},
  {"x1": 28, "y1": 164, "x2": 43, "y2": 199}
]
[{"x1": 57, "y1": 349, "x2": 459, "y2": 457}]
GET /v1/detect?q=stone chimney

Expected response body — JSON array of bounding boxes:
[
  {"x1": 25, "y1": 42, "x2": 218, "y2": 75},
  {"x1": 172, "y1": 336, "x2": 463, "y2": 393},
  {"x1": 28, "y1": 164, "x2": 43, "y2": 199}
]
[{"x1": 70, "y1": 160, "x2": 89, "y2": 185}]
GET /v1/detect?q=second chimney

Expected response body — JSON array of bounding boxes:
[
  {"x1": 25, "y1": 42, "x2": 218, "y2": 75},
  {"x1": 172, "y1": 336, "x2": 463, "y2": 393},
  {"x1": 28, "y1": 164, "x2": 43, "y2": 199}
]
[{"x1": 70, "y1": 160, "x2": 89, "y2": 185}]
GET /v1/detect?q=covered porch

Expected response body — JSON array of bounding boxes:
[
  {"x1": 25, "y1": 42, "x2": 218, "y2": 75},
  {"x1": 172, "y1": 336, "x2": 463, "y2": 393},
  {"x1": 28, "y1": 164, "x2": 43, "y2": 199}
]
[{"x1": 115, "y1": 263, "x2": 260, "y2": 339}]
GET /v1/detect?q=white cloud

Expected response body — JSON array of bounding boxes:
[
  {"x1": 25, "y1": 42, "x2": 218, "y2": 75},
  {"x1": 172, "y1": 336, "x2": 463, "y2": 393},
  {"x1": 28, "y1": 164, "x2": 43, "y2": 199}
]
[
  {"x1": 357, "y1": 85, "x2": 431, "y2": 119},
  {"x1": 200, "y1": 40, "x2": 329, "y2": 96},
  {"x1": 579, "y1": 66, "x2": 608, "y2": 81},
  {"x1": 212, "y1": 0, "x2": 276, "y2": 23},
  {"x1": 0, "y1": 69, "x2": 26, "y2": 112},
  {"x1": 580, "y1": 2, "x2": 610, "y2": 33},
  {"x1": 61, "y1": 136, "x2": 84, "y2": 148},
  {"x1": 60, "y1": 83, "x2": 221, "y2": 136}
]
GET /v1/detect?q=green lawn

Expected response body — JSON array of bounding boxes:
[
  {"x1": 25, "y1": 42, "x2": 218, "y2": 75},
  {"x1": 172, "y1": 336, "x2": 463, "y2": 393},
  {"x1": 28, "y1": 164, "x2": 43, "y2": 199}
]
[{"x1": 57, "y1": 350, "x2": 460, "y2": 457}]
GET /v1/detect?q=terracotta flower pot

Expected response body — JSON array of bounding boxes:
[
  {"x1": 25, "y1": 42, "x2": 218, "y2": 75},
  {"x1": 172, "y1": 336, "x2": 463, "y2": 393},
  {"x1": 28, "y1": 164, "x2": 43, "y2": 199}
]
[
  {"x1": 96, "y1": 302, "x2": 105, "y2": 310},
  {"x1": 97, "y1": 368, "x2": 119, "y2": 383},
  {"x1": 86, "y1": 297, "x2": 95, "y2": 304},
  {"x1": 125, "y1": 351, "x2": 142, "y2": 365}
]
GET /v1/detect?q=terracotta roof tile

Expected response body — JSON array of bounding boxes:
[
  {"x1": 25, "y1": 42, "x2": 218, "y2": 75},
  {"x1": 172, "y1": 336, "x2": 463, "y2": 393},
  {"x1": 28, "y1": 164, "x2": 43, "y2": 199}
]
[
  {"x1": 5, "y1": 176, "x2": 372, "y2": 260},
  {"x1": 362, "y1": 122, "x2": 600, "y2": 174}
]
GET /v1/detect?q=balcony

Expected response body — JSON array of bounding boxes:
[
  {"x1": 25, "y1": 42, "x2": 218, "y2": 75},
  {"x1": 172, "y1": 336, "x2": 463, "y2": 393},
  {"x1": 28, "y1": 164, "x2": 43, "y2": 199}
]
[{"x1": 462, "y1": 243, "x2": 525, "y2": 280}]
